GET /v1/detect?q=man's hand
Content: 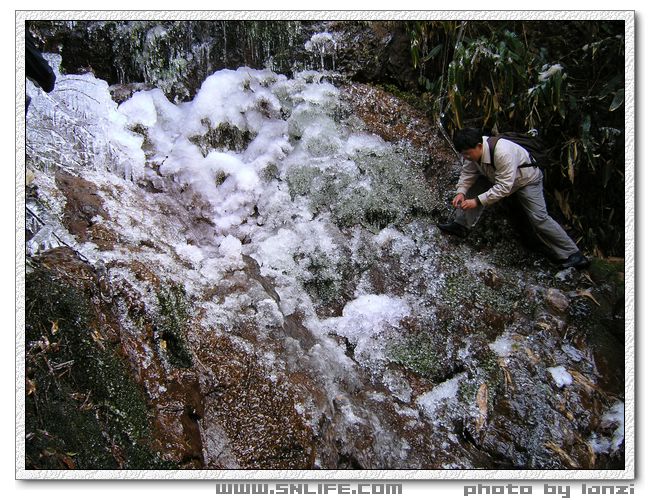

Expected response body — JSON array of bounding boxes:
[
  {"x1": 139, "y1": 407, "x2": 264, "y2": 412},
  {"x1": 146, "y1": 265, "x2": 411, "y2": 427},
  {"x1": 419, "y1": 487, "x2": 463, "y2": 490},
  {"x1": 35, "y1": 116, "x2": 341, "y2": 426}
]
[
  {"x1": 452, "y1": 193, "x2": 466, "y2": 208},
  {"x1": 460, "y1": 198, "x2": 479, "y2": 211}
]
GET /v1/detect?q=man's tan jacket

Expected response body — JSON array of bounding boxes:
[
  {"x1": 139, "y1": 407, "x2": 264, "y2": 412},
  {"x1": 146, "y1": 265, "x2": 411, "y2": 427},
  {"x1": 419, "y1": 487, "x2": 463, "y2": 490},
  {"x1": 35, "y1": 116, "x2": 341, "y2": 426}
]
[{"x1": 456, "y1": 136, "x2": 543, "y2": 206}]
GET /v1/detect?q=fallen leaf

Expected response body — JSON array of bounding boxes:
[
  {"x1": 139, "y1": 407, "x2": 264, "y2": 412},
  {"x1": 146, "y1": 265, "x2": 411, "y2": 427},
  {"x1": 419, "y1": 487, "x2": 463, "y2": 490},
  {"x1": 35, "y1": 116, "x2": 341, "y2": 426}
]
[
  {"x1": 91, "y1": 330, "x2": 106, "y2": 350},
  {"x1": 26, "y1": 169, "x2": 35, "y2": 185},
  {"x1": 576, "y1": 289, "x2": 601, "y2": 306},
  {"x1": 50, "y1": 320, "x2": 59, "y2": 335},
  {"x1": 545, "y1": 441, "x2": 580, "y2": 468},
  {"x1": 525, "y1": 348, "x2": 540, "y2": 364},
  {"x1": 60, "y1": 454, "x2": 76, "y2": 469},
  {"x1": 476, "y1": 383, "x2": 489, "y2": 434},
  {"x1": 498, "y1": 359, "x2": 513, "y2": 390},
  {"x1": 568, "y1": 370, "x2": 598, "y2": 394},
  {"x1": 583, "y1": 273, "x2": 596, "y2": 286},
  {"x1": 579, "y1": 437, "x2": 597, "y2": 468},
  {"x1": 26, "y1": 377, "x2": 36, "y2": 396}
]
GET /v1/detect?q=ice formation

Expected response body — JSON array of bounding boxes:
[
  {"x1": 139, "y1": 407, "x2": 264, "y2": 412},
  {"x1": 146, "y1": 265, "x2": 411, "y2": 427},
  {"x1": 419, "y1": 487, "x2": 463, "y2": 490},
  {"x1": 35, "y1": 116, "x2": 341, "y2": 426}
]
[
  {"x1": 589, "y1": 401, "x2": 625, "y2": 454},
  {"x1": 25, "y1": 53, "x2": 623, "y2": 469},
  {"x1": 26, "y1": 61, "x2": 436, "y2": 403},
  {"x1": 538, "y1": 63, "x2": 564, "y2": 82}
]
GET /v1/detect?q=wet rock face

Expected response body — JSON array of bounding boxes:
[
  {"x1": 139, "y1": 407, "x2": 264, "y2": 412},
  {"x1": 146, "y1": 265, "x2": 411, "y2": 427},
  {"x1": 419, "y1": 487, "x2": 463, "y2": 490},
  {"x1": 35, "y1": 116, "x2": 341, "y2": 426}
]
[
  {"x1": 25, "y1": 51, "x2": 625, "y2": 470},
  {"x1": 30, "y1": 20, "x2": 313, "y2": 102},
  {"x1": 325, "y1": 22, "x2": 419, "y2": 90},
  {"x1": 55, "y1": 171, "x2": 115, "y2": 249},
  {"x1": 29, "y1": 20, "x2": 421, "y2": 102}
]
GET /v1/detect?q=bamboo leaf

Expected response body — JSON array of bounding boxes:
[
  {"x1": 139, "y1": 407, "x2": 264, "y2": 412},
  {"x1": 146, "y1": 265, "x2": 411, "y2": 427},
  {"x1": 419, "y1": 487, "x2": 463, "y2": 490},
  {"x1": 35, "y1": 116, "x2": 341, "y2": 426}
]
[
  {"x1": 609, "y1": 89, "x2": 624, "y2": 111},
  {"x1": 422, "y1": 44, "x2": 443, "y2": 62}
]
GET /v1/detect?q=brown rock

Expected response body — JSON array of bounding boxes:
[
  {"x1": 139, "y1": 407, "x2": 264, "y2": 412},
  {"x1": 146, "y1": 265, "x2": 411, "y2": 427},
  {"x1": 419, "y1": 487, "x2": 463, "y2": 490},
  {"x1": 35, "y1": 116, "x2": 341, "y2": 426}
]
[{"x1": 545, "y1": 288, "x2": 570, "y2": 313}]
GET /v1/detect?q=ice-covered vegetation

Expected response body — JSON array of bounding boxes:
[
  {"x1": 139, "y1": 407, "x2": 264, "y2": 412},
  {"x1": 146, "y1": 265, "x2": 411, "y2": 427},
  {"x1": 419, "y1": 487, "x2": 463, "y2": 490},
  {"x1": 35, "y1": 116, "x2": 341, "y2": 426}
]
[{"x1": 25, "y1": 41, "x2": 625, "y2": 470}]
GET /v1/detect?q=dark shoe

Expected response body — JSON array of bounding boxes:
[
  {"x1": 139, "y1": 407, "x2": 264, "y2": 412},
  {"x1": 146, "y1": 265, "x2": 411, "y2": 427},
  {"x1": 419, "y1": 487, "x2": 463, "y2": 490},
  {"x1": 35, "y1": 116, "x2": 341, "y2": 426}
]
[
  {"x1": 437, "y1": 221, "x2": 469, "y2": 238},
  {"x1": 560, "y1": 251, "x2": 589, "y2": 270}
]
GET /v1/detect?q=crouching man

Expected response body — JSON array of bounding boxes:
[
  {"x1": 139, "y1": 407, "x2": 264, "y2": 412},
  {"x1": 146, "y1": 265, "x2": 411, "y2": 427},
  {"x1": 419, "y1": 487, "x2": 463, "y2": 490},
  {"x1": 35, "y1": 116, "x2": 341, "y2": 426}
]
[{"x1": 437, "y1": 128, "x2": 588, "y2": 269}]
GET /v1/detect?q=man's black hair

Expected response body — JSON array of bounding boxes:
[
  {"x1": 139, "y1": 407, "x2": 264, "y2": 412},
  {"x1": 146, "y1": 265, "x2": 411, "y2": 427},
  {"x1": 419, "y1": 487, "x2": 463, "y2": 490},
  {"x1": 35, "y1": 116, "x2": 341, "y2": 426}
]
[{"x1": 453, "y1": 128, "x2": 484, "y2": 152}]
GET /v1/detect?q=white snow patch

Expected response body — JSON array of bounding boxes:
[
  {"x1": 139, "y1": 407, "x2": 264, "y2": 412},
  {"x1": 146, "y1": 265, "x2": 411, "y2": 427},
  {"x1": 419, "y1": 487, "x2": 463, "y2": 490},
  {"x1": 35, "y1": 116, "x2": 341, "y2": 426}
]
[
  {"x1": 175, "y1": 243, "x2": 204, "y2": 267},
  {"x1": 547, "y1": 366, "x2": 573, "y2": 388},
  {"x1": 539, "y1": 64, "x2": 564, "y2": 81},
  {"x1": 489, "y1": 334, "x2": 514, "y2": 357},
  {"x1": 219, "y1": 235, "x2": 244, "y2": 270},
  {"x1": 417, "y1": 373, "x2": 465, "y2": 421},
  {"x1": 323, "y1": 294, "x2": 411, "y2": 343},
  {"x1": 589, "y1": 401, "x2": 625, "y2": 454},
  {"x1": 602, "y1": 401, "x2": 625, "y2": 450}
]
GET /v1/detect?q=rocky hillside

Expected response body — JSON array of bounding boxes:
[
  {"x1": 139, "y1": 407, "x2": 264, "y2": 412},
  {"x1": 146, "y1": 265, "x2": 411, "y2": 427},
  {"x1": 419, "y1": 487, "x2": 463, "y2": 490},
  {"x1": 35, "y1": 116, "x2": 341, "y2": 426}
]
[{"x1": 23, "y1": 21, "x2": 625, "y2": 471}]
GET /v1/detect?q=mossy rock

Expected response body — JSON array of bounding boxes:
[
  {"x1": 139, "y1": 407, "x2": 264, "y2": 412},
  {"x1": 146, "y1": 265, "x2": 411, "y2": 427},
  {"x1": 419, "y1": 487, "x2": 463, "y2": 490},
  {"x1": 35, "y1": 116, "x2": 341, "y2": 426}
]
[
  {"x1": 286, "y1": 165, "x2": 321, "y2": 199},
  {"x1": 25, "y1": 266, "x2": 168, "y2": 470},
  {"x1": 386, "y1": 325, "x2": 462, "y2": 383},
  {"x1": 155, "y1": 283, "x2": 193, "y2": 369},
  {"x1": 588, "y1": 257, "x2": 624, "y2": 287}
]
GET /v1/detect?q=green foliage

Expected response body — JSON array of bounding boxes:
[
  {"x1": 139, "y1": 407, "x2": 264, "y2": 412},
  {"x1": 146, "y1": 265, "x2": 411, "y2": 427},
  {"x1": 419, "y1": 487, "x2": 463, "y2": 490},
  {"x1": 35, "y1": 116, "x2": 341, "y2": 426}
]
[
  {"x1": 156, "y1": 283, "x2": 193, "y2": 368},
  {"x1": 408, "y1": 21, "x2": 625, "y2": 257},
  {"x1": 189, "y1": 120, "x2": 254, "y2": 156}
]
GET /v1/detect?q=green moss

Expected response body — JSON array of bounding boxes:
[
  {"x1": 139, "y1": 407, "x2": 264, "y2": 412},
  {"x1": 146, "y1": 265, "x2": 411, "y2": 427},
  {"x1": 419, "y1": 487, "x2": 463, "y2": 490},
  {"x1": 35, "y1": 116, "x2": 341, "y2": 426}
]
[
  {"x1": 458, "y1": 378, "x2": 478, "y2": 406},
  {"x1": 588, "y1": 257, "x2": 624, "y2": 286},
  {"x1": 189, "y1": 120, "x2": 254, "y2": 156},
  {"x1": 261, "y1": 163, "x2": 280, "y2": 182},
  {"x1": 438, "y1": 266, "x2": 534, "y2": 340},
  {"x1": 25, "y1": 267, "x2": 167, "y2": 470},
  {"x1": 355, "y1": 150, "x2": 436, "y2": 229},
  {"x1": 286, "y1": 165, "x2": 321, "y2": 199},
  {"x1": 387, "y1": 331, "x2": 452, "y2": 381},
  {"x1": 477, "y1": 348, "x2": 501, "y2": 380},
  {"x1": 286, "y1": 143, "x2": 435, "y2": 232},
  {"x1": 377, "y1": 83, "x2": 433, "y2": 115},
  {"x1": 301, "y1": 249, "x2": 354, "y2": 310},
  {"x1": 156, "y1": 283, "x2": 193, "y2": 369},
  {"x1": 459, "y1": 347, "x2": 502, "y2": 410},
  {"x1": 388, "y1": 336, "x2": 438, "y2": 379}
]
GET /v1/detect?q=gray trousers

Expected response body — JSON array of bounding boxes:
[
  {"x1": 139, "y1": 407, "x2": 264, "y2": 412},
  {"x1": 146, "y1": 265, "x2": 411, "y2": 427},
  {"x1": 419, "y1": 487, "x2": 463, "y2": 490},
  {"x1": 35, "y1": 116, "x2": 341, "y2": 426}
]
[{"x1": 454, "y1": 175, "x2": 579, "y2": 260}]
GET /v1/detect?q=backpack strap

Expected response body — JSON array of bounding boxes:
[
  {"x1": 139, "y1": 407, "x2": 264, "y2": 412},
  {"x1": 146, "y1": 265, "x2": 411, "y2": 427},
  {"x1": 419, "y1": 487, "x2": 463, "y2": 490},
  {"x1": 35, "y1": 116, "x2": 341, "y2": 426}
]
[
  {"x1": 486, "y1": 136, "x2": 500, "y2": 166},
  {"x1": 486, "y1": 135, "x2": 536, "y2": 169}
]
